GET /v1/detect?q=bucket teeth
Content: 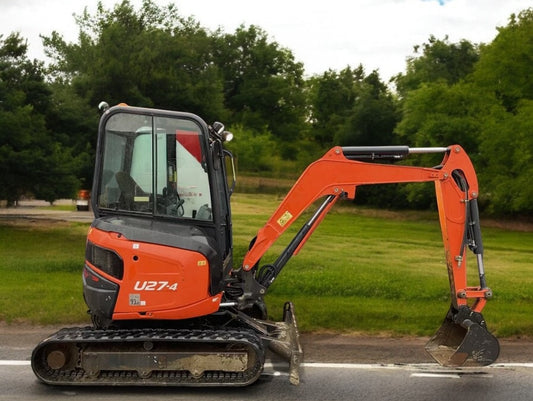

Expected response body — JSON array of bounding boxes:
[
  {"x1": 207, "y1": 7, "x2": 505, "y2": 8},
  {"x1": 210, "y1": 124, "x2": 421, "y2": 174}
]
[{"x1": 425, "y1": 306, "x2": 500, "y2": 367}]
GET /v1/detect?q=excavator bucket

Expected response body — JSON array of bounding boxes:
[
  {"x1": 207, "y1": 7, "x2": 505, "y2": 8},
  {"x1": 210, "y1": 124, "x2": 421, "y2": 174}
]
[{"x1": 425, "y1": 306, "x2": 500, "y2": 367}]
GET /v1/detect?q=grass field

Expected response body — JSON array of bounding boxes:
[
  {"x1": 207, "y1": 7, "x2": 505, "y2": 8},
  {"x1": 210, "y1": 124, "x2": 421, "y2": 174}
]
[
  {"x1": 1, "y1": 193, "x2": 532, "y2": 338},
  {"x1": 0, "y1": 221, "x2": 87, "y2": 324}
]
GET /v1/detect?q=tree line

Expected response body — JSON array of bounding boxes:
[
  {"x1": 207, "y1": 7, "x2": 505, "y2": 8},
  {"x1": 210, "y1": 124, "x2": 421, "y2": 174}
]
[{"x1": 1, "y1": 0, "x2": 532, "y2": 217}]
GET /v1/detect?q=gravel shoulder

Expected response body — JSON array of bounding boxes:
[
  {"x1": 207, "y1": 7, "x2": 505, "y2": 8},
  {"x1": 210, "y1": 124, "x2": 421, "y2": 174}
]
[{"x1": 1, "y1": 323, "x2": 533, "y2": 364}]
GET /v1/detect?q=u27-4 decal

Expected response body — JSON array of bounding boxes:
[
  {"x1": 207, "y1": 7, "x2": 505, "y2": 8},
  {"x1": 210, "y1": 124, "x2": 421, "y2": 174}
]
[{"x1": 133, "y1": 281, "x2": 179, "y2": 291}]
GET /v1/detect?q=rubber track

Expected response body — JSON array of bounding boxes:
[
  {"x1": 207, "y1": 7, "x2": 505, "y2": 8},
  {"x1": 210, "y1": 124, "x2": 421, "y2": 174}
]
[{"x1": 31, "y1": 326, "x2": 265, "y2": 386}]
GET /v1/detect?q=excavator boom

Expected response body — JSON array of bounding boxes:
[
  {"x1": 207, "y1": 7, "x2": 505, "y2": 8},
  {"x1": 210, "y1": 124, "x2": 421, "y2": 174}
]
[{"x1": 239, "y1": 144, "x2": 499, "y2": 366}]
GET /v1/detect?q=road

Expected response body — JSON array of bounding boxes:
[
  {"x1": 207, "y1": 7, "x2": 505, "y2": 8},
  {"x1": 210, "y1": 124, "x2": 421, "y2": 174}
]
[
  {"x1": 2, "y1": 325, "x2": 533, "y2": 401},
  {"x1": 2, "y1": 358, "x2": 533, "y2": 401},
  {"x1": 0, "y1": 200, "x2": 94, "y2": 223}
]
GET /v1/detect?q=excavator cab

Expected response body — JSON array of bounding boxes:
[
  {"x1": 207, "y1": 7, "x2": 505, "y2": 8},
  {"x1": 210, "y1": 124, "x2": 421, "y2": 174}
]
[{"x1": 85, "y1": 106, "x2": 233, "y2": 325}]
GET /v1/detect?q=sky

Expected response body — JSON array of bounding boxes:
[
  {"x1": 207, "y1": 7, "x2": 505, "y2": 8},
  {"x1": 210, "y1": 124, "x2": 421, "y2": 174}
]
[{"x1": 1, "y1": 0, "x2": 531, "y2": 80}]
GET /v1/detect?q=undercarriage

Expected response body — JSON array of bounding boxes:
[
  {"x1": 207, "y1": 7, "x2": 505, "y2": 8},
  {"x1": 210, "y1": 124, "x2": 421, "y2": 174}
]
[{"x1": 32, "y1": 303, "x2": 302, "y2": 386}]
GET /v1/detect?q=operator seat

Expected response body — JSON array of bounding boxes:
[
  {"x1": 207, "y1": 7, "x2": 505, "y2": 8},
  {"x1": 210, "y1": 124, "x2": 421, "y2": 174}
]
[{"x1": 115, "y1": 171, "x2": 144, "y2": 210}]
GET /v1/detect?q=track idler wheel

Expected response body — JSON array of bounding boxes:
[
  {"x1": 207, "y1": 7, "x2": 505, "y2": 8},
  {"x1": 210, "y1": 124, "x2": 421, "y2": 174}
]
[{"x1": 425, "y1": 305, "x2": 500, "y2": 367}]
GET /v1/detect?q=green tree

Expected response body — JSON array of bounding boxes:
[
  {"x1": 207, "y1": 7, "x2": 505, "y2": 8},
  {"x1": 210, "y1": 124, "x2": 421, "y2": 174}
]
[
  {"x1": 396, "y1": 81, "x2": 484, "y2": 151},
  {"x1": 0, "y1": 33, "x2": 79, "y2": 205},
  {"x1": 472, "y1": 9, "x2": 533, "y2": 113},
  {"x1": 40, "y1": 0, "x2": 229, "y2": 191},
  {"x1": 307, "y1": 67, "x2": 402, "y2": 208},
  {"x1": 307, "y1": 66, "x2": 365, "y2": 146},
  {"x1": 394, "y1": 80, "x2": 493, "y2": 209},
  {"x1": 394, "y1": 35, "x2": 479, "y2": 97},
  {"x1": 335, "y1": 70, "x2": 399, "y2": 146},
  {"x1": 213, "y1": 25, "x2": 307, "y2": 148},
  {"x1": 225, "y1": 125, "x2": 278, "y2": 173},
  {"x1": 43, "y1": 0, "x2": 226, "y2": 121},
  {"x1": 471, "y1": 9, "x2": 533, "y2": 215},
  {"x1": 394, "y1": 11, "x2": 533, "y2": 215},
  {"x1": 393, "y1": 36, "x2": 483, "y2": 210},
  {"x1": 477, "y1": 100, "x2": 533, "y2": 215},
  {"x1": 308, "y1": 67, "x2": 399, "y2": 146},
  {"x1": 45, "y1": 83, "x2": 99, "y2": 188}
]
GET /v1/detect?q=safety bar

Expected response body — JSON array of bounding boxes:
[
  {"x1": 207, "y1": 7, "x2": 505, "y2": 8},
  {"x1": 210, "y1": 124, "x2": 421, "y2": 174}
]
[{"x1": 341, "y1": 146, "x2": 448, "y2": 161}]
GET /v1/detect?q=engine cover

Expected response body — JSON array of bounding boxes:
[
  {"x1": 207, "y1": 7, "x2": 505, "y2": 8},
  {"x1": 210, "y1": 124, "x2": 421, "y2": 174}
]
[{"x1": 85, "y1": 216, "x2": 222, "y2": 321}]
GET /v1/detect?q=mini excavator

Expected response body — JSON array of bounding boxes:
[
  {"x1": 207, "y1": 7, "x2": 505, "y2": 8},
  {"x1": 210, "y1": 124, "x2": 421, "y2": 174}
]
[{"x1": 32, "y1": 104, "x2": 499, "y2": 386}]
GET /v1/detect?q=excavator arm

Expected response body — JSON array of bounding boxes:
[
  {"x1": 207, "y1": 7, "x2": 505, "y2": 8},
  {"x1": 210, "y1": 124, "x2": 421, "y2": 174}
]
[{"x1": 237, "y1": 144, "x2": 499, "y2": 367}]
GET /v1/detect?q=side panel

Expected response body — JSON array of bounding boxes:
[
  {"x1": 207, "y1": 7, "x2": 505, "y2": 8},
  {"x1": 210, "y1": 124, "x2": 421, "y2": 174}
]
[{"x1": 86, "y1": 227, "x2": 221, "y2": 320}]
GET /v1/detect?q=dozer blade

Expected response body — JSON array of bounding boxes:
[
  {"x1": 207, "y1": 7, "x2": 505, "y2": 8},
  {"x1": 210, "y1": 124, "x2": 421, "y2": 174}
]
[
  {"x1": 265, "y1": 302, "x2": 303, "y2": 385},
  {"x1": 425, "y1": 306, "x2": 500, "y2": 367}
]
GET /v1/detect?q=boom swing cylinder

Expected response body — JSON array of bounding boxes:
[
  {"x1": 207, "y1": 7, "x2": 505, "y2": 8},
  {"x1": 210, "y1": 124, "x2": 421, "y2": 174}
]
[{"x1": 239, "y1": 144, "x2": 499, "y2": 367}]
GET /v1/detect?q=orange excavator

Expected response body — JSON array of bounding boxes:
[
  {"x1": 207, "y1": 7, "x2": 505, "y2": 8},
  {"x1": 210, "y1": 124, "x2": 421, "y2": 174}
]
[{"x1": 32, "y1": 104, "x2": 499, "y2": 386}]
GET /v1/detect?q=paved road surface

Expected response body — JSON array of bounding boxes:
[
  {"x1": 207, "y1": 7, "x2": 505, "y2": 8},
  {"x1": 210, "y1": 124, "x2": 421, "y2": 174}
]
[
  {"x1": 0, "y1": 200, "x2": 94, "y2": 223},
  {"x1": 2, "y1": 358, "x2": 533, "y2": 401}
]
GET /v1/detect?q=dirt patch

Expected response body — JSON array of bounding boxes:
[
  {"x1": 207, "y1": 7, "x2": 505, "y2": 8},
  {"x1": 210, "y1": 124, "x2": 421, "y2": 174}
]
[
  {"x1": 0, "y1": 216, "x2": 74, "y2": 228},
  {"x1": 0, "y1": 207, "x2": 93, "y2": 226},
  {"x1": 299, "y1": 332, "x2": 533, "y2": 364},
  {"x1": 482, "y1": 218, "x2": 533, "y2": 232}
]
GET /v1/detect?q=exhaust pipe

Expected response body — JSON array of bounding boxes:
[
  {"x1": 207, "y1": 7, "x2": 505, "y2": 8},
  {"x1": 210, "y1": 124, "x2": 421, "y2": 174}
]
[{"x1": 425, "y1": 305, "x2": 500, "y2": 367}]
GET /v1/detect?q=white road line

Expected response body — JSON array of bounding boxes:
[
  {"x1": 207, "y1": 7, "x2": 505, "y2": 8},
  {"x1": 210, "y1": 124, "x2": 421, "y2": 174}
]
[
  {"x1": 411, "y1": 373, "x2": 462, "y2": 379},
  {"x1": 493, "y1": 363, "x2": 533, "y2": 368},
  {"x1": 300, "y1": 362, "x2": 436, "y2": 370},
  {"x1": 0, "y1": 361, "x2": 30, "y2": 366},
  {"x1": 267, "y1": 362, "x2": 533, "y2": 371}
]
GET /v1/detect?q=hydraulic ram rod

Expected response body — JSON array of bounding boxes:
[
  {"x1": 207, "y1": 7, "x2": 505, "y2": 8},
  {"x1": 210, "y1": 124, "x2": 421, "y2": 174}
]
[
  {"x1": 342, "y1": 146, "x2": 448, "y2": 161},
  {"x1": 256, "y1": 195, "x2": 336, "y2": 288},
  {"x1": 409, "y1": 147, "x2": 449, "y2": 153}
]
